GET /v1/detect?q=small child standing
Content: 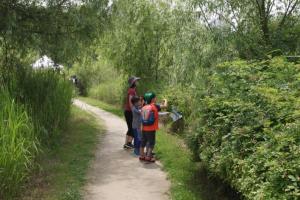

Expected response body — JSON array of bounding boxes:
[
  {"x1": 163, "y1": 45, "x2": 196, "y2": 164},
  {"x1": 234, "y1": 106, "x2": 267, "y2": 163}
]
[
  {"x1": 140, "y1": 92, "x2": 167, "y2": 162},
  {"x1": 131, "y1": 96, "x2": 143, "y2": 156}
]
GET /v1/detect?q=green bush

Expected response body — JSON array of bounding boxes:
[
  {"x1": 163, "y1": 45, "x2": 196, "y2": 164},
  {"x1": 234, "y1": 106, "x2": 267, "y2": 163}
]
[
  {"x1": 0, "y1": 90, "x2": 38, "y2": 199},
  {"x1": 189, "y1": 57, "x2": 300, "y2": 199},
  {"x1": 70, "y1": 57, "x2": 125, "y2": 105},
  {"x1": 89, "y1": 76, "x2": 123, "y2": 105},
  {"x1": 162, "y1": 85, "x2": 197, "y2": 117}
]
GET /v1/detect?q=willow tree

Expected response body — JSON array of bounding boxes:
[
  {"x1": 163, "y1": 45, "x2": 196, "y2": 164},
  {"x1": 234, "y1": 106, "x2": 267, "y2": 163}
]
[
  {"x1": 100, "y1": 0, "x2": 165, "y2": 82},
  {"x1": 100, "y1": 0, "x2": 219, "y2": 88},
  {"x1": 0, "y1": 0, "x2": 108, "y2": 83},
  {"x1": 192, "y1": 0, "x2": 300, "y2": 58}
]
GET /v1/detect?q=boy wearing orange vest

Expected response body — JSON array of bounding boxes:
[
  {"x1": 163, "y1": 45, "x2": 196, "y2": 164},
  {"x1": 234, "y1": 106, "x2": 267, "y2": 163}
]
[{"x1": 140, "y1": 92, "x2": 167, "y2": 162}]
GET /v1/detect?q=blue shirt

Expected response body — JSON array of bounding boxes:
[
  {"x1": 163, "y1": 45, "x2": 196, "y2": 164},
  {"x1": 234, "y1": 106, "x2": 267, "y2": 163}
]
[{"x1": 132, "y1": 105, "x2": 142, "y2": 129}]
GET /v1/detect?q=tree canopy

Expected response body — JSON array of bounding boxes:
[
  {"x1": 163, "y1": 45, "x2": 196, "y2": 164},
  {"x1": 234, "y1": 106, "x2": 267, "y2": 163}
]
[
  {"x1": 0, "y1": 0, "x2": 108, "y2": 70},
  {"x1": 193, "y1": 0, "x2": 300, "y2": 58}
]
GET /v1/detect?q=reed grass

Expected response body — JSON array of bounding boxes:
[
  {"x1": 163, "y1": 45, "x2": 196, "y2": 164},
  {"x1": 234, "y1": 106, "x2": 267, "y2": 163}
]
[
  {"x1": 0, "y1": 68, "x2": 72, "y2": 199},
  {"x1": 16, "y1": 69, "x2": 73, "y2": 143},
  {"x1": 0, "y1": 90, "x2": 38, "y2": 199}
]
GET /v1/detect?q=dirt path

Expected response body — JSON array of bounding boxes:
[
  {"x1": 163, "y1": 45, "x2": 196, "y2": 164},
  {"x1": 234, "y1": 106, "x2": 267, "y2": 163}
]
[{"x1": 73, "y1": 99, "x2": 170, "y2": 200}]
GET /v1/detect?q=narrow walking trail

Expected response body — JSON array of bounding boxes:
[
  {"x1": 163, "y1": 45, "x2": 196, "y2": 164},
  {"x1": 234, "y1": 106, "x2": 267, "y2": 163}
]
[{"x1": 73, "y1": 99, "x2": 170, "y2": 200}]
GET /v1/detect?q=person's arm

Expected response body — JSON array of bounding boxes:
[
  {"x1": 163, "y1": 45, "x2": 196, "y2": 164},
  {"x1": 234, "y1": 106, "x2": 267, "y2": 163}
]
[
  {"x1": 129, "y1": 95, "x2": 134, "y2": 110},
  {"x1": 132, "y1": 106, "x2": 140, "y2": 115},
  {"x1": 160, "y1": 99, "x2": 168, "y2": 109},
  {"x1": 128, "y1": 88, "x2": 138, "y2": 110},
  {"x1": 140, "y1": 96, "x2": 145, "y2": 106}
]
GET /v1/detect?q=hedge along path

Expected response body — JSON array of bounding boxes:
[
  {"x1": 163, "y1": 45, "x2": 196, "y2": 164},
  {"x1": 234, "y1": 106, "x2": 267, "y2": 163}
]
[{"x1": 73, "y1": 99, "x2": 170, "y2": 200}]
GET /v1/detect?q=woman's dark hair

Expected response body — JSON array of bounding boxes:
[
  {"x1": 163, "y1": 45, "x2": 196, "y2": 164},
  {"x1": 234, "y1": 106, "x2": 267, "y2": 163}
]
[
  {"x1": 131, "y1": 96, "x2": 140, "y2": 105},
  {"x1": 130, "y1": 82, "x2": 136, "y2": 88}
]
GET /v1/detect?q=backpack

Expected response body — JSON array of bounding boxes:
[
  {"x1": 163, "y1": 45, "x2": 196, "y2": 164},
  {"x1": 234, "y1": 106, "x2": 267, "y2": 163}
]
[{"x1": 142, "y1": 105, "x2": 155, "y2": 126}]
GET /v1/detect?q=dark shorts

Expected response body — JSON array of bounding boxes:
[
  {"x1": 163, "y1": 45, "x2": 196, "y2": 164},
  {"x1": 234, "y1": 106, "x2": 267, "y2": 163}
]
[
  {"x1": 124, "y1": 110, "x2": 134, "y2": 137},
  {"x1": 141, "y1": 131, "x2": 156, "y2": 148}
]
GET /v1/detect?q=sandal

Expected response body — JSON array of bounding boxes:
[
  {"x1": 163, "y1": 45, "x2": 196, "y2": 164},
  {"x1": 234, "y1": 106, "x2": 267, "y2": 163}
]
[
  {"x1": 139, "y1": 156, "x2": 146, "y2": 161},
  {"x1": 145, "y1": 156, "x2": 156, "y2": 163}
]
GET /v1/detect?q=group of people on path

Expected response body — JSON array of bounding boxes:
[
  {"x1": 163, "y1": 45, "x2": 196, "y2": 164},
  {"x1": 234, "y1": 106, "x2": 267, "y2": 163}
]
[{"x1": 123, "y1": 76, "x2": 167, "y2": 163}]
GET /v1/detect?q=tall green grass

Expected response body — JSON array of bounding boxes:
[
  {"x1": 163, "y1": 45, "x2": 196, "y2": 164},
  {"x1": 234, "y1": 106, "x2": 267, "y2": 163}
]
[
  {"x1": 70, "y1": 57, "x2": 124, "y2": 105},
  {"x1": 88, "y1": 79, "x2": 123, "y2": 105},
  {"x1": 0, "y1": 68, "x2": 73, "y2": 199},
  {"x1": 16, "y1": 69, "x2": 73, "y2": 143},
  {"x1": 0, "y1": 90, "x2": 38, "y2": 199}
]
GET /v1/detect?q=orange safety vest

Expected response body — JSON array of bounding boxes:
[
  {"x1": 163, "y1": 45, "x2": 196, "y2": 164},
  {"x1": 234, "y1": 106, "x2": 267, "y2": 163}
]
[{"x1": 142, "y1": 103, "x2": 159, "y2": 131}]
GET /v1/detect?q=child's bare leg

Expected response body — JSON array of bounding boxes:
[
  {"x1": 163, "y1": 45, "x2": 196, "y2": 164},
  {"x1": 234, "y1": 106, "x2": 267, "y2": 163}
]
[
  {"x1": 145, "y1": 132, "x2": 156, "y2": 162},
  {"x1": 146, "y1": 143, "x2": 149, "y2": 155},
  {"x1": 140, "y1": 133, "x2": 146, "y2": 158},
  {"x1": 126, "y1": 135, "x2": 133, "y2": 143},
  {"x1": 146, "y1": 147, "x2": 153, "y2": 157}
]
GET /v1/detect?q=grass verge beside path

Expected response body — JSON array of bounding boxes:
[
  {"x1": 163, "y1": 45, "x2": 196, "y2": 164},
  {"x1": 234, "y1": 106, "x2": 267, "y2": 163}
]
[
  {"x1": 78, "y1": 97, "x2": 123, "y2": 117},
  {"x1": 22, "y1": 106, "x2": 104, "y2": 200},
  {"x1": 78, "y1": 97, "x2": 241, "y2": 200},
  {"x1": 156, "y1": 131, "x2": 241, "y2": 200}
]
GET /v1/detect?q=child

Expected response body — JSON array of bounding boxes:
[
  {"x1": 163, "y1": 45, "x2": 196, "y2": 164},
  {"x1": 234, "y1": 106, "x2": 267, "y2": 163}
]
[
  {"x1": 140, "y1": 92, "x2": 167, "y2": 162},
  {"x1": 131, "y1": 96, "x2": 143, "y2": 155}
]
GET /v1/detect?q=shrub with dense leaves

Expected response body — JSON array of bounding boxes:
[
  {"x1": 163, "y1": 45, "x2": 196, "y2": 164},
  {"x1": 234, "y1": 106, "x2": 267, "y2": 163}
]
[
  {"x1": 189, "y1": 57, "x2": 300, "y2": 199},
  {"x1": 162, "y1": 85, "x2": 196, "y2": 118}
]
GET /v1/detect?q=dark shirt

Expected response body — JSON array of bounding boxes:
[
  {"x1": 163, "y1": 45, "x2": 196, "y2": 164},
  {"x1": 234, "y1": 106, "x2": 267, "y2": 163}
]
[{"x1": 124, "y1": 88, "x2": 136, "y2": 111}]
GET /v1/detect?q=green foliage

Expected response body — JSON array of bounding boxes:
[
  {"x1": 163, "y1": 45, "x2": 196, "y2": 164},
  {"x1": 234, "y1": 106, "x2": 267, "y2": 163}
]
[
  {"x1": 192, "y1": 0, "x2": 300, "y2": 58},
  {"x1": 0, "y1": 0, "x2": 108, "y2": 195},
  {"x1": 0, "y1": 0, "x2": 105, "y2": 199},
  {"x1": 15, "y1": 69, "x2": 73, "y2": 143},
  {"x1": 23, "y1": 107, "x2": 104, "y2": 200},
  {"x1": 1, "y1": 0, "x2": 298, "y2": 199},
  {"x1": 189, "y1": 57, "x2": 300, "y2": 199},
  {"x1": 89, "y1": 81, "x2": 123, "y2": 105},
  {"x1": 71, "y1": 58, "x2": 124, "y2": 104},
  {"x1": 101, "y1": 0, "x2": 228, "y2": 85},
  {"x1": 0, "y1": 68, "x2": 72, "y2": 199},
  {"x1": 0, "y1": 90, "x2": 38, "y2": 199},
  {"x1": 0, "y1": 0, "x2": 108, "y2": 68},
  {"x1": 162, "y1": 85, "x2": 196, "y2": 118},
  {"x1": 156, "y1": 130, "x2": 242, "y2": 200},
  {"x1": 78, "y1": 1, "x2": 300, "y2": 199},
  {"x1": 98, "y1": 0, "x2": 225, "y2": 106},
  {"x1": 102, "y1": 0, "x2": 162, "y2": 79}
]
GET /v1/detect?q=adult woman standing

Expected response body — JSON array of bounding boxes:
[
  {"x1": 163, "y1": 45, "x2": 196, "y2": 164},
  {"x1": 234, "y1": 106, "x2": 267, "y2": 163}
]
[{"x1": 123, "y1": 76, "x2": 140, "y2": 149}]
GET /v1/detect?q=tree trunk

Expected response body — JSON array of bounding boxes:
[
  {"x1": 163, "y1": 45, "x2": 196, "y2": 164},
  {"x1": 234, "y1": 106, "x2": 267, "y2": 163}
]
[{"x1": 256, "y1": 0, "x2": 271, "y2": 45}]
